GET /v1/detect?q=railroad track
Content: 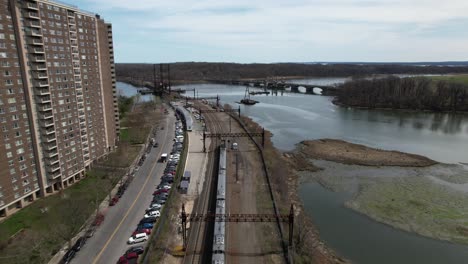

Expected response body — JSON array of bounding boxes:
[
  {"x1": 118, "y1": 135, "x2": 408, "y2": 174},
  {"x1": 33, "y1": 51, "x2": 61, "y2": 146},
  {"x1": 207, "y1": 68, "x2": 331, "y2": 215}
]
[{"x1": 183, "y1": 105, "x2": 224, "y2": 264}]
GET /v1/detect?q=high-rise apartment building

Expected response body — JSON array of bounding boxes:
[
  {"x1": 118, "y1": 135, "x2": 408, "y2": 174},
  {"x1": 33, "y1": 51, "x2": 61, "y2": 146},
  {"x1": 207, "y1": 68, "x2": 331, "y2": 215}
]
[{"x1": 0, "y1": 0, "x2": 119, "y2": 217}]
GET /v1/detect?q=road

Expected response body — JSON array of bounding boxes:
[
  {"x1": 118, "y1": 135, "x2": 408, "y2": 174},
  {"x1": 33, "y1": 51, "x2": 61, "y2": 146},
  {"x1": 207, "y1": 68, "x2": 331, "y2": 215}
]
[{"x1": 71, "y1": 107, "x2": 176, "y2": 264}]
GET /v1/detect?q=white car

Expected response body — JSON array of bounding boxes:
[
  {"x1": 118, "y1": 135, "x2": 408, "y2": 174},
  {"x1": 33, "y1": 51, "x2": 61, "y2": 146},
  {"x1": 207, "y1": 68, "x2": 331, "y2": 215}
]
[
  {"x1": 144, "y1": 210, "x2": 160, "y2": 218},
  {"x1": 147, "y1": 203, "x2": 162, "y2": 211},
  {"x1": 128, "y1": 233, "x2": 148, "y2": 244}
]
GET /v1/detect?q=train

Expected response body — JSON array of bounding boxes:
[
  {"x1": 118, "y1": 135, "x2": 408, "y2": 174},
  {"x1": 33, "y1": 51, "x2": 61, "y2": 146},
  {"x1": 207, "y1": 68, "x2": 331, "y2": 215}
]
[
  {"x1": 212, "y1": 145, "x2": 226, "y2": 264},
  {"x1": 175, "y1": 105, "x2": 193, "y2": 131}
]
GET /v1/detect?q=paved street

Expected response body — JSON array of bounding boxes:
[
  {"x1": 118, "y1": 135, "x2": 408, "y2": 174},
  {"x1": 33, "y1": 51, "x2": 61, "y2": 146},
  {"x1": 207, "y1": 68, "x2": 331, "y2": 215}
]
[{"x1": 71, "y1": 107, "x2": 176, "y2": 264}]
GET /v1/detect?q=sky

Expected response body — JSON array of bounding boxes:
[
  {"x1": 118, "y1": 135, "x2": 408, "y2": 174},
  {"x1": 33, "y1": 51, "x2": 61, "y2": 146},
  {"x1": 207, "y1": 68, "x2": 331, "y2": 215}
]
[{"x1": 72, "y1": 0, "x2": 468, "y2": 63}]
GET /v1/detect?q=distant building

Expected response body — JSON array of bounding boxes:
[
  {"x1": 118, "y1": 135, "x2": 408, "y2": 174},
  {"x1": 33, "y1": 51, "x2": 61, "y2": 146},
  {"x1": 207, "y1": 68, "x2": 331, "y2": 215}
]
[{"x1": 0, "y1": 0, "x2": 119, "y2": 217}]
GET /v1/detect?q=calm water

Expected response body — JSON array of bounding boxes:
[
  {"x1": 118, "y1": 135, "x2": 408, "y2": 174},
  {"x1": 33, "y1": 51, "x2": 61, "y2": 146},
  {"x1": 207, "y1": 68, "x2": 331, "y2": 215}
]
[
  {"x1": 119, "y1": 80, "x2": 468, "y2": 263},
  {"x1": 117, "y1": 81, "x2": 154, "y2": 102}
]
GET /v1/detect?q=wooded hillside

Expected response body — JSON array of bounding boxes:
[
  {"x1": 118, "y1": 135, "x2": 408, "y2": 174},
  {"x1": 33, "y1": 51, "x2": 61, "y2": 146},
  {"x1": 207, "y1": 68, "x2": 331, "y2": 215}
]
[
  {"x1": 334, "y1": 77, "x2": 468, "y2": 112},
  {"x1": 116, "y1": 62, "x2": 468, "y2": 84}
]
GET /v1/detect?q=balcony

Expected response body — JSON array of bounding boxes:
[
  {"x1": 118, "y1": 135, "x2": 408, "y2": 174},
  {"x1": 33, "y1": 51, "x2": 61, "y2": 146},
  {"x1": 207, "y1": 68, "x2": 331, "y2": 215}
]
[
  {"x1": 69, "y1": 25, "x2": 76, "y2": 32},
  {"x1": 47, "y1": 171, "x2": 61, "y2": 180},
  {"x1": 69, "y1": 33, "x2": 77, "y2": 39},
  {"x1": 79, "y1": 118, "x2": 85, "y2": 123},
  {"x1": 73, "y1": 63, "x2": 80, "y2": 68},
  {"x1": 74, "y1": 69, "x2": 81, "y2": 75},
  {"x1": 78, "y1": 111, "x2": 85, "y2": 116},
  {"x1": 25, "y1": 2, "x2": 38, "y2": 10},
  {"x1": 44, "y1": 134, "x2": 56, "y2": 142},
  {"x1": 38, "y1": 104, "x2": 52, "y2": 111},
  {"x1": 45, "y1": 156, "x2": 59, "y2": 166},
  {"x1": 33, "y1": 72, "x2": 48, "y2": 79},
  {"x1": 81, "y1": 129, "x2": 87, "y2": 136},
  {"x1": 74, "y1": 77, "x2": 81, "y2": 82},
  {"x1": 42, "y1": 127, "x2": 55, "y2": 136},
  {"x1": 28, "y1": 20, "x2": 41, "y2": 28},
  {"x1": 27, "y1": 29, "x2": 42, "y2": 37},
  {"x1": 46, "y1": 164, "x2": 60, "y2": 173},
  {"x1": 30, "y1": 47, "x2": 45, "y2": 54},
  {"x1": 37, "y1": 88, "x2": 50, "y2": 96},
  {"x1": 25, "y1": 12, "x2": 39, "y2": 19},
  {"x1": 78, "y1": 104, "x2": 84, "y2": 109},
  {"x1": 37, "y1": 95, "x2": 51, "y2": 104},
  {"x1": 31, "y1": 56, "x2": 45, "y2": 62},
  {"x1": 72, "y1": 55, "x2": 79, "y2": 61},
  {"x1": 68, "y1": 18, "x2": 76, "y2": 25},
  {"x1": 32, "y1": 64, "x2": 47, "y2": 71},
  {"x1": 76, "y1": 91, "x2": 83, "y2": 96},
  {"x1": 43, "y1": 148, "x2": 58, "y2": 158},
  {"x1": 39, "y1": 112, "x2": 53, "y2": 120},
  {"x1": 38, "y1": 81, "x2": 49, "y2": 87},
  {"x1": 43, "y1": 142, "x2": 57, "y2": 151},
  {"x1": 71, "y1": 47, "x2": 79, "y2": 54},
  {"x1": 40, "y1": 119, "x2": 54, "y2": 128},
  {"x1": 28, "y1": 38, "x2": 44, "y2": 46},
  {"x1": 68, "y1": 11, "x2": 75, "y2": 18}
]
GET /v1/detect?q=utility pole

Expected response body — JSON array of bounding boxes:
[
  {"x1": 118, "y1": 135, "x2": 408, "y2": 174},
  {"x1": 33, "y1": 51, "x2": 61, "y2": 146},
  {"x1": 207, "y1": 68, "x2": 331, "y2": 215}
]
[
  {"x1": 167, "y1": 64, "x2": 171, "y2": 93},
  {"x1": 235, "y1": 152, "x2": 239, "y2": 182},
  {"x1": 153, "y1": 64, "x2": 157, "y2": 95}
]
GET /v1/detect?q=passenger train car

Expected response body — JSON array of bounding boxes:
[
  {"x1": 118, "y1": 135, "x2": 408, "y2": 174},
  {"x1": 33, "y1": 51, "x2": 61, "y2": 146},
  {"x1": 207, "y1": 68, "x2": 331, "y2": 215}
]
[{"x1": 212, "y1": 145, "x2": 226, "y2": 264}]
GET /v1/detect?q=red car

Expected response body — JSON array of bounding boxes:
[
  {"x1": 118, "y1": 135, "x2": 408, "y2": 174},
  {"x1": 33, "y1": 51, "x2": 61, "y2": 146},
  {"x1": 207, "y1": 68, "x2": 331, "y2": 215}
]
[
  {"x1": 153, "y1": 189, "x2": 169, "y2": 195},
  {"x1": 133, "y1": 228, "x2": 151, "y2": 236},
  {"x1": 118, "y1": 252, "x2": 138, "y2": 264},
  {"x1": 109, "y1": 196, "x2": 119, "y2": 206},
  {"x1": 92, "y1": 213, "x2": 105, "y2": 226}
]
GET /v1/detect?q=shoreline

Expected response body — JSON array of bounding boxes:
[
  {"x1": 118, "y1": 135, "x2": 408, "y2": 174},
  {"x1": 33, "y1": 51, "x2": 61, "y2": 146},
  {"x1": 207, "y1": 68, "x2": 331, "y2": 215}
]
[
  {"x1": 332, "y1": 99, "x2": 468, "y2": 115},
  {"x1": 287, "y1": 139, "x2": 468, "y2": 247}
]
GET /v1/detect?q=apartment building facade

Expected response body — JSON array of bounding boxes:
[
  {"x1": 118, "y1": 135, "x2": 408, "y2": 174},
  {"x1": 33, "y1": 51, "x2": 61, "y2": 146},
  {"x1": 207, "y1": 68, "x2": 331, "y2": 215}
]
[{"x1": 0, "y1": 0, "x2": 119, "y2": 217}]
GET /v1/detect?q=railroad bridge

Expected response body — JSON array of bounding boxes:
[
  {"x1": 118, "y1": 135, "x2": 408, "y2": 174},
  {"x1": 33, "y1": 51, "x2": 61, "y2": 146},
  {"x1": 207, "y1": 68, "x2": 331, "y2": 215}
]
[{"x1": 208, "y1": 79, "x2": 339, "y2": 96}]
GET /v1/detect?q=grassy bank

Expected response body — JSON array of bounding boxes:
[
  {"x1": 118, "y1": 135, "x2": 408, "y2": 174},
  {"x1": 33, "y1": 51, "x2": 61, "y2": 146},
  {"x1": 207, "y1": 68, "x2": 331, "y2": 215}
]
[{"x1": 347, "y1": 176, "x2": 468, "y2": 245}]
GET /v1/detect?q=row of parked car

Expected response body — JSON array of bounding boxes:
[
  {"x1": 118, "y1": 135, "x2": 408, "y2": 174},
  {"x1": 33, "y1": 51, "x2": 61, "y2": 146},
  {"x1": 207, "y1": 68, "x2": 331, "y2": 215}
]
[{"x1": 118, "y1": 120, "x2": 184, "y2": 264}]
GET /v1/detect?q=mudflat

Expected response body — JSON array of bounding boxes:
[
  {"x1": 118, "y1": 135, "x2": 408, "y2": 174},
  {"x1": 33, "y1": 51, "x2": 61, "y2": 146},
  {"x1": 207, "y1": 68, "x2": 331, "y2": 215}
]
[{"x1": 297, "y1": 139, "x2": 437, "y2": 167}]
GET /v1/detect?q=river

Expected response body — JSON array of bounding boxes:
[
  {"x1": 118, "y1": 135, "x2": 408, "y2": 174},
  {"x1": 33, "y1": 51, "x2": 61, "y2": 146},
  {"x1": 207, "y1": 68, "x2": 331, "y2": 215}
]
[{"x1": 117, "y1": 80, "x2": 468, "y2": 263}]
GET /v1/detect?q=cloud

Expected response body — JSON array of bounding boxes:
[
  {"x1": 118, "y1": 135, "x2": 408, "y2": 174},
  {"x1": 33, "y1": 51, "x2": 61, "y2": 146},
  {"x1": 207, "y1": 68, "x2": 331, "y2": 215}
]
[{"x1": 76, "y1": 0, "x2": 468, "y2": 62}]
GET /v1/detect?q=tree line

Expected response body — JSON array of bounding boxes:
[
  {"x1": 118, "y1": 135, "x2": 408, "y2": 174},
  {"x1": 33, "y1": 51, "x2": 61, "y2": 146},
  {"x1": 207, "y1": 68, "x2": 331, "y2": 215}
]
[
  {"x1": 334, "y1": 77, "x2": 468, "y2": 112},
  {"x1": 116, "y1": 62, "x2": 468, "y2": 84}
]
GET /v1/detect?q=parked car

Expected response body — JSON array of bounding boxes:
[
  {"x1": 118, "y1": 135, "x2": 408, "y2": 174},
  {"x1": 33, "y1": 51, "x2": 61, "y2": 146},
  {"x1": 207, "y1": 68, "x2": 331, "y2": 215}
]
[
  {"x1": 157, "y1": 184, "x2": 171, "y2": 190},
  {"x1": 127, "y1": 233, "x2": 148, "y2": 244},
  {"x1": 126, "y1": 246, "x2": 145, "y2": 255},
  {"x1": 61, "y1": 249, "x2": 76, "y2": 264},
  {"x1": 144, "y1": 210, "x2": 160, "y2": 218},
  {"x1": 118, "y1": 252, "x2": 138, "y2": 264},
  {"x1": 85, "y1": 227, "x2": 96, "y2": 238},
  {"x1": 147, "y1": 203, "x2": 163, "y2": 211},
  {"x1": 152, "y1": 199, "x2": 166, "y2": 205},
  {"x1": 139, "y1": 216, "x2": 157, "y2": 224},
  {"x1": 153, "y1": 190, "x2": 167, "y2": 196},
  {"x1": 72, "y1": 237, "x2": 86, "y2": 251},
  {"x1": 138, "y1": 223, "x2": 154, "y2": 229},
  {"x1": 133, "y1": 228, "x2": 151, "y2": 236},
  {"x1": 153, "y1": 195, "x2": 168, "y2": 201},
  {"x1": 109, "y1": 196, "x2": 119, "y2": 206}
]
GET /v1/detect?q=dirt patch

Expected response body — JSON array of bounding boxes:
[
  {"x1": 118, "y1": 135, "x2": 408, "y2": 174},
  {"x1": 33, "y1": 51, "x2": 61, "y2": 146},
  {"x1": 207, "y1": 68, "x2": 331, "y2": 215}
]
[{"x1": 294, "y1": 139, "x2": 437, "y2": 167}]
